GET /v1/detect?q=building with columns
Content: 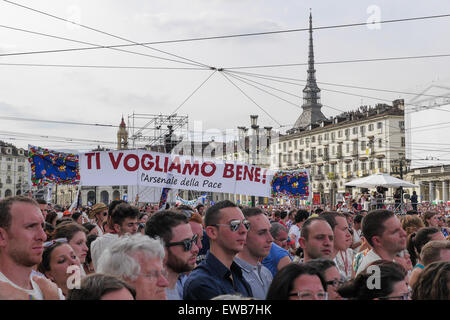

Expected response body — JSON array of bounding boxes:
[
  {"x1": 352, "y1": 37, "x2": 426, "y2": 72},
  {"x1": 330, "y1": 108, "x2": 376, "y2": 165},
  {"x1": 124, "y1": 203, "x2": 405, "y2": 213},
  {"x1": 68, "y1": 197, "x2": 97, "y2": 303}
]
[{"x1": 406, "y1": 165, "x2": 450, "y2": 203}]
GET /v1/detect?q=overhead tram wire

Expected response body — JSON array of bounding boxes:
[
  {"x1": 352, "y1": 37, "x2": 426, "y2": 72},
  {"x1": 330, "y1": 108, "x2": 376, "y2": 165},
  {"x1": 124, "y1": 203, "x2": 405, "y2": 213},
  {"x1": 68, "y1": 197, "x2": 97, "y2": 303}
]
[
  {"x1": 226, "y1": 69, "x2": 450, "y2": 100},
  {"x1": 220, "y1": 72, "x2": 282, "y2": 127},
  {"x1": 0, "y1": 24, "x2": 208, "y2": 69},
  {"x1": 223, "y1": 71, "x2": 302, "y2": 110},
  {"x1": 132, "y1": 70, "x2": 218, "y2": 139},
  {"x1": 2, "y1": 1, "x2": 449, "y2": 47},
  {"x1": 0, "y1": 62, "x2": 207, "y2": 70},
  {"x1": 224, "y1": 70, "x2": 450, "y2": 114},
  {"x1": 1, "y1": 2, "x2": 211, "y2": 70},
  {"x1": 223, "y1": 71, "x2": 408, "y2": 134},
  {"x1": 222, "y1": 71, "x2": 450, "y2": 136},
  {"x1": 0, "y1": 129, "x2": 116, "y2": 145},
  {"x1": 223, "y1": 53, "x2": 450, "y2": 70},
  {"x1": 0, "y1": 7, "x2": 449, "y2": 60}
]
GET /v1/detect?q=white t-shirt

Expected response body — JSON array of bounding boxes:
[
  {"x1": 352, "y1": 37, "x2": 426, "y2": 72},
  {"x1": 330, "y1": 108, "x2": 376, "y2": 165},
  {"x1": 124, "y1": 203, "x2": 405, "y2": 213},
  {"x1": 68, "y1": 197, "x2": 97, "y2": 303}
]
[
  {"x1": 288, "y1": 224, "x2": 301, "y2": 248},
  {"x1": 90, "y1": 233, "x2": 119, "y2": 271},
  {"x1": 334, "y1": 248, "x2": 354, "y2": 281},
  {"x1": 355, "y1": 249, "x2": 382, "y2": 275},
  {"x1": 0, "y1": 271, "x2": 65, "y2": 300},
  {"x1": 352, "y1": 228, "x2": 362, "y2": 253}
]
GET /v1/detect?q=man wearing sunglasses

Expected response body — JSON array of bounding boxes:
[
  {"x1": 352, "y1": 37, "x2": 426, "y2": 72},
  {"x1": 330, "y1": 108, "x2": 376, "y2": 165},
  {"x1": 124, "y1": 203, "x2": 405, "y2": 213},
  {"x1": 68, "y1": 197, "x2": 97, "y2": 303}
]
[
  {"x1": 234, "y1": 207, "x2": 274, "y2": 300},
  {"x1": 145, "y1": 210, "x2": 199, "y2": 300},
  {"x1": 183, "y1": 200, "x2": 252, "y2": 300}
]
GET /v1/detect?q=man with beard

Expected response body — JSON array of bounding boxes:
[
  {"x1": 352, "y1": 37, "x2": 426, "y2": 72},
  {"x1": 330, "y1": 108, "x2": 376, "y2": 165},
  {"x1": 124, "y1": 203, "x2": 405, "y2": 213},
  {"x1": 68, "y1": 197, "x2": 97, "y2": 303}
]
[
  {"x1": 183, "y1": 200, "x2": 252, "y2": 300},
  {"x1": 145, "y1": 210, "x2": 199, "y2": 300},
  {"x1": 356, "y1": 210, "x2": 408, "y2": 275},
  {"x1": 0, "y1": 196, "x2": 63, "y2": 299}
]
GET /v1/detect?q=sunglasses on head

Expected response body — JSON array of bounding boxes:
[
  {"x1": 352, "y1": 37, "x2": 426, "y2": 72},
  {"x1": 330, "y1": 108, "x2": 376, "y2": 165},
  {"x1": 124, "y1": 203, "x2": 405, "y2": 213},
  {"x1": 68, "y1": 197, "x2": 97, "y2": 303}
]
[
  {"x1": 214, "y1": 219, "x2": 251, "y2": 232},
  {"x1": 43, "y1": 238, "x2": 68, "y2": 249},
  {"x1": 166, "y1": 234, "x2": 198, "y2": 252}
]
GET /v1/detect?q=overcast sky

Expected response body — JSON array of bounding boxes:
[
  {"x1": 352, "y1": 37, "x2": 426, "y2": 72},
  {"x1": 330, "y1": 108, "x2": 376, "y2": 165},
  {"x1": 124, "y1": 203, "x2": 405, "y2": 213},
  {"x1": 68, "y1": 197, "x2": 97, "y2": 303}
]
[{"x1": 0, "y1": 0, "x2": 449, "y2": 155}]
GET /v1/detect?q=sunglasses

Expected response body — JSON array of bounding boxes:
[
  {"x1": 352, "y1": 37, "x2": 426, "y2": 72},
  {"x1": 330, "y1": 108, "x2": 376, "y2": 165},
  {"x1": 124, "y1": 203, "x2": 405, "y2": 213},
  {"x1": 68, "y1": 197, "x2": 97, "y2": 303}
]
[
  {"x1": 166, "y1": 234, "x2": 198, "y2": 252},
  {"x1": 43, "y1": 238, "x2": 68, "y2": 248},
  {"x1": 213, "y1": 219, "x2": 251, "y2": 232}
]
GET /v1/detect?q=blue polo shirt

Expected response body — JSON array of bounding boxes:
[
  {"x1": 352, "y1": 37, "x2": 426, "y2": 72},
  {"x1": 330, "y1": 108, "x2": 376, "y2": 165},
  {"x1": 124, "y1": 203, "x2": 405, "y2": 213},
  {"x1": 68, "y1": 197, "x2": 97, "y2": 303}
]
[
  {"x1": 183, "y1": 251, "x2": 253, "y2": 300},
  {"x1": 262, "y1": 242, "x2": 292, "y2": 277}
]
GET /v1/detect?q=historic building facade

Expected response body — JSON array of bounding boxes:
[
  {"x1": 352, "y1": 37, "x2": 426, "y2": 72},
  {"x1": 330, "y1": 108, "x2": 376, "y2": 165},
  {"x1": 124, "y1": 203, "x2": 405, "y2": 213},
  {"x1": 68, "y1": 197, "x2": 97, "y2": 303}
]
[
  {"x1": 0, "y1": 141, "x2": 29, "y2": 199},
  {"x1": 406, "y1": 165, "x2": 450, "y2": 203},
  {"x1": 211, "y1": 13, "x2": 408, "y2": 207}
]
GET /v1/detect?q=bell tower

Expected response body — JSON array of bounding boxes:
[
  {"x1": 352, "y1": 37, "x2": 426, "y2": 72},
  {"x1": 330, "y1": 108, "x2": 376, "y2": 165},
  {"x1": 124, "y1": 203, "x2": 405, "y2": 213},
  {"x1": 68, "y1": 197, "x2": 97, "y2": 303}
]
[{"x1": 117, "y1": 116, "x2": 128, "y2": 150}]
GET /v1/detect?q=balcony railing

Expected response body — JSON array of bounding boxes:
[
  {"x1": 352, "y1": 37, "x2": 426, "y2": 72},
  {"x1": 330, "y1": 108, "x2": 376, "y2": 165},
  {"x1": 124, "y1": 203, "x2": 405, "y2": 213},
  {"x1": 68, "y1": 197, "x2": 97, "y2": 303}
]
[
  {"x1": 313, "y1": 174, "x2": 324, "y2": 180},
  {"x1": 323, "y1": 154, "x2": 329, "y2": 161}
]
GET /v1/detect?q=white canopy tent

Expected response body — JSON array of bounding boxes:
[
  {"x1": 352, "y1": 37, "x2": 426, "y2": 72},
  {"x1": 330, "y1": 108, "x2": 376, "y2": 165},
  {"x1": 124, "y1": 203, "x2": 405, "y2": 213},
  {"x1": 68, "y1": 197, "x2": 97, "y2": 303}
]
[{"x1": 344, "y1": 173, "x2": 418, "y2": 188}]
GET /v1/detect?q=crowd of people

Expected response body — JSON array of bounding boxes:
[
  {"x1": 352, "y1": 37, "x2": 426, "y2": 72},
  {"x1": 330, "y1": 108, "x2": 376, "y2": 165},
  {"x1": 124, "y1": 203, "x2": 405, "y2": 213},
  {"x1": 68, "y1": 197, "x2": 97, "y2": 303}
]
[{"x1": 0, "y1": 194, "x2": 449, "y2": 300}]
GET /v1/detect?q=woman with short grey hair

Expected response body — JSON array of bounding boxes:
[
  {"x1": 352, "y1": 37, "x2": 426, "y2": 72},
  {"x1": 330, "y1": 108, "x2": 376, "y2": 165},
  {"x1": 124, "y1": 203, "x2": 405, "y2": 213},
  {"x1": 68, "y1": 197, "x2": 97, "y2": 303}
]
[{"x1": 97, "y1": 233, "x2": 165, "y2": 281}]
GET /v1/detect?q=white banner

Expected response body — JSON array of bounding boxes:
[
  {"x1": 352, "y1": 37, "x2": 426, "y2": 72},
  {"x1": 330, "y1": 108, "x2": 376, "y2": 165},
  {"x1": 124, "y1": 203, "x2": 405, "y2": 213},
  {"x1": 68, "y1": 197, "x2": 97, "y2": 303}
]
[{"x1": 79, "y1": 150, "x2": 273, "y2": 197}]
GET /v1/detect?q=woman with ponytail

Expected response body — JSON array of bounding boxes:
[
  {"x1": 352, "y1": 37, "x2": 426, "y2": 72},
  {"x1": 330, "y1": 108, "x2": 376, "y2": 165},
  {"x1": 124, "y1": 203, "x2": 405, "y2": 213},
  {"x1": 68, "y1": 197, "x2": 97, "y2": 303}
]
[{"x1": 406, "y1": 227, "x2": 445, "y2": 287}]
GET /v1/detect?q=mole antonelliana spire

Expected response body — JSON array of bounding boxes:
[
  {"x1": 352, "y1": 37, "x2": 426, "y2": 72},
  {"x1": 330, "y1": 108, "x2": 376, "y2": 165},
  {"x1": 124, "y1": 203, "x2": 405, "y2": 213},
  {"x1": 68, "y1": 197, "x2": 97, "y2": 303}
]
[{"x1": 292, "y1": 10, "x2": 327, "y2": 130}]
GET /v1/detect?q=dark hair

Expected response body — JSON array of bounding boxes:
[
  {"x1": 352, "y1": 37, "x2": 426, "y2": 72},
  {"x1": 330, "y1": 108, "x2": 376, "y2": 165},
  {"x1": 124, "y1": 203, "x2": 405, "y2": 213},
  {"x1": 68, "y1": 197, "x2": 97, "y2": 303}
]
[
  {"x1": 321, "y1": 211, "x2": 346, "y2": 230},
  {"x1": 406, "y1": 227, "x2": 441, "y2": 266},
  {"x1": 44, "y1": 222, "x2": 55, "y2": 238},
  {"x1": 266, "y1": 263, "x2": 326, "y2": 300},
  {"x1": 280, "y1": 211, "x2": 288, "y2": 220},
  {"x1": 361, "y1": 210, "x2": 395, "y2": 246},
  {"x1": 71, "y1": 212, "x2": 82, "y2": 223},
  {"x1": 111, "y1": 203, "x2": 139, "y2": 227},
  {"x1": 0, "y1": 196, "x2": 39, "y2": 230},
  {"x1": 315, "y1": 208, "x2": 324, "y2": 215},
  {"x1": 82, "y1": 222, "x2": 97, "y2": 233},
  {"x1": 108, "y1": 200, "x2": 127, "y2": 216},
  {"x1": 204, "y1": 200, "x2": 237, "y2": 227},
  {"x1": 301, "y1": 217, "x2": 330, "y2": 240},
  {"x1": 304, "y1": 258, "x2": 337, "y2": 273},
  {"x1": 45, "y1": 211, "x2": 58, "y2": 225},
  {"x1": 145, "y1": 210, "x2": 188, "y2": 244},
  {"x1": 242, "y1": 207, "x2": 264, "y2": 219},
  {"x1": 337, "y1": 261, "x2": 407, "y2": 300},
  {"x1": 67, "y1": 273, "x2": 136, "y2": 300},
  {"x1": 85, "y1": 234, "x2": 98, "y2": 266},
  {"x1": 294, "y1": 210, "x2": 309, "y2": 223},
  {"x1": 55, "y1": 217, "x2": 74, "y2": 226},
  {"x1": 423, "y1": 211, "x2": 438, "y2": 227},
  {"x1": 54, "y1": 222, "x2": 87, "y2": 242},
  {"x1": 354, "y1": 214, "x2": 363, "y2": 224},
  {"x1": 195, "y1": 204, "x2": 204, "y2": 210},
  {"x1": 38, "y1": 241, "x2": 70, "y2": 273},
  {"x1": 35, "y1": 199, "x2": 47, "y2": 205},
  {"x1": 412, "y1": 261, "x2": 450, "y2": 300}
]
